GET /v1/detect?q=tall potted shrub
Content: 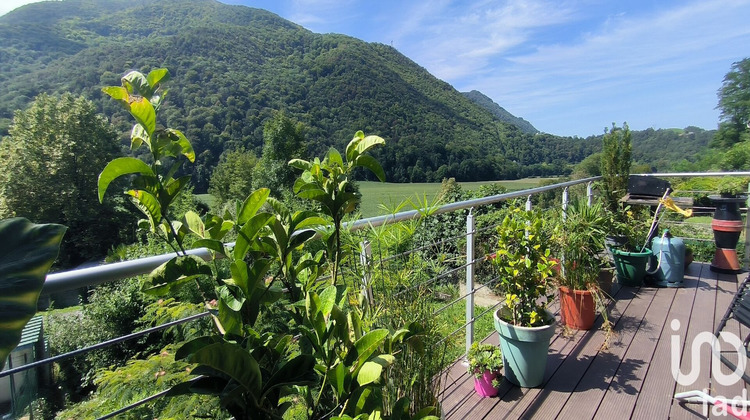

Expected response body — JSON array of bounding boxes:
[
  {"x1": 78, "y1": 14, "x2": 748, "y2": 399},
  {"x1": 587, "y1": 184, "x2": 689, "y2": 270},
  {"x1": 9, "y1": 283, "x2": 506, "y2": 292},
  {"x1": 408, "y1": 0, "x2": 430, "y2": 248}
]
[
  {"x1": 492, "y1": 207, "x2": 557, "y2": 388},
  {"x1": 554, "y1": 200, "x2": 607, "y2": 330},
  {"x1": 600, "y1": 123, "x2": 631, "y2": 225}
]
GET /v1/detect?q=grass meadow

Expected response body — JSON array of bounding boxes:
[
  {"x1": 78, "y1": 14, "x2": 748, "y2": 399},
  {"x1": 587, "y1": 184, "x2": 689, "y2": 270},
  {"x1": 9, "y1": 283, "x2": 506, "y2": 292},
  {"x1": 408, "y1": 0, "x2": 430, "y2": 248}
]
[
  {"x1": 356, "y1": 178, "x2": 557, "y2": 217},
  {"x1": 196, "y1": 178, "x2": 558, "y2": 218}
]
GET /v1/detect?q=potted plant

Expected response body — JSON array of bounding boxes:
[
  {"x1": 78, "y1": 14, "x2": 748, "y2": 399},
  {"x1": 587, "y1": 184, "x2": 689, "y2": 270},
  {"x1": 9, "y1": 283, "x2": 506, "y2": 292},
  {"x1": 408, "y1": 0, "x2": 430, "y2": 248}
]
[
  {"x1": 467, "y1": 342, "x2": 503, "y2": 397},
  {"x1": 709, "y1": 176, "x2": 749, "y2": 273},
  {"x1": 717, "y1": 176, "x2": 749, "y2": 198},
  {"x1": 554, "y1": 199, "x2": 607, "y2": 330},
  {"x1": 607, "y1": 207, "x2": 653, "y2": 286},
  {"x1": 492, "y1": 207, "x2": 557, "y2": 388}
]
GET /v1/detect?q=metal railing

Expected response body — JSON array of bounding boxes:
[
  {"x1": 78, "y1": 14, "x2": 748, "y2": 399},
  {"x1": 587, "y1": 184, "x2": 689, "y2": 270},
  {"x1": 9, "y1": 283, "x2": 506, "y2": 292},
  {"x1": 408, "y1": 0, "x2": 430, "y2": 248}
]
[{"x1": 6, "y1": 172, "x2": 750, "y2": 418}]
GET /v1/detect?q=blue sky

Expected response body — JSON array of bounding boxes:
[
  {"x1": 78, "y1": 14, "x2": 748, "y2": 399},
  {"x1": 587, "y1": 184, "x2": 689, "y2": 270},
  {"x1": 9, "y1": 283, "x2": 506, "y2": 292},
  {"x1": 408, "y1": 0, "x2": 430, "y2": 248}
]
[{"x1": 4, "y1": 0, "x2": 750, "y2": 137}]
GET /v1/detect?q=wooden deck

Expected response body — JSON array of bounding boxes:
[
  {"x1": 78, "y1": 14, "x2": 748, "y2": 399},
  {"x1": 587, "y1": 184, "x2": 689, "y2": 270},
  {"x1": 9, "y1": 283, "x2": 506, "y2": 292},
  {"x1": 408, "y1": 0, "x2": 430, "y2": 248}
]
[{"x1": 438, "y1": 262, "x2": 750, "y2": 419}]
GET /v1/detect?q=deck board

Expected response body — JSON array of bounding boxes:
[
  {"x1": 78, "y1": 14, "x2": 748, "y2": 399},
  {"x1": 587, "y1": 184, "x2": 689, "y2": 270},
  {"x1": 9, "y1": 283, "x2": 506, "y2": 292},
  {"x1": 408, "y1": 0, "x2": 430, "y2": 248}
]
[
  {"x1": 439, "y1": 262, "x2": 750, "y2": 420},
  {"x1": 671, "y1": 263, "x2": 718, "y2": 420},
  {"x1": 554, "y1": 285, "x2": 657, "y2": 420},
  {"x1": 521, "y1": 286, "x2": 638, "y2": 419}
]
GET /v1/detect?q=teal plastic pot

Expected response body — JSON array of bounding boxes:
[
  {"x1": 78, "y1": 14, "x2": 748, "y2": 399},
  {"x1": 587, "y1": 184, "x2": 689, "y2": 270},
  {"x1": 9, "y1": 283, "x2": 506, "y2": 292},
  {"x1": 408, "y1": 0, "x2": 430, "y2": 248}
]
[
  {"x1": 493, "y1": 309, "x2": 556, "y2": 388},
  {"x1": 611, "y1": 248, "x2": 651, "y2": 287}
]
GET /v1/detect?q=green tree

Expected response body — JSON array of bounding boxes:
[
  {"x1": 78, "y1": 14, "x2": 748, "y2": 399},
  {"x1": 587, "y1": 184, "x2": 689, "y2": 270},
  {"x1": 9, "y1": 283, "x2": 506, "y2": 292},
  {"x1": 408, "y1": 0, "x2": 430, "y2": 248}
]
[
  {"x1": 0, "y1": 93, "x2": 131, "y2": 267},
  {"x1": 208, "y1": 147, "x2": 257, "y2": 208},
  {"x1": 600, "y1": 123, "x2": 631, "y2": 216},
  {"x1": 715, "y1": 58, "x2": 750, "y2": 148},
  {"x1": 573, "y1": 152, "x2": 602, "y2": 178},
  {"x1": 252, "y1": 112, "x2": 306, "y2": 198}
]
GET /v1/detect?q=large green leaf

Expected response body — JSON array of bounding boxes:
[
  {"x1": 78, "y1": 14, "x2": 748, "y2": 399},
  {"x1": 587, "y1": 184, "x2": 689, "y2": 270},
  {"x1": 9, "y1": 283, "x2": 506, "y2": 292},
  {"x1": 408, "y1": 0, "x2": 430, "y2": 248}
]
[
  {"x1": 261, "y1": 354, "x2": 317, "y2": 398},
  {"x1": 288, "y1": 158, "x2": 312, "y2": 171},
  {"x1": 127, "y1": 189, "x2": 162, "y2": 229},
  {"x1": 98, "y1": 157, "x2": 155, "y2": 202},
  {"x1": 163, "y1": 129, "x2": 195, "y2": 162},
  {"x1": 192, "y1": 238, "x2": 226, "y2": 257},
  {"x1": 175, "y1": 336, "x2": 224, "y2": 360},
  {"x1": 165, "y1": 175, "x2": 192, "y2": 204},
  {"x1": 356, "y1": 354, "x2": 395, "y2": 386},
  {"x1": 354, "y1": 155, "x2": 386, "y2": 182},
  {"x1": 128, "y1": 96, "x2": 156, "y2": 137},
  {"x1": 186, "y1": 342, "x2": 262, "y2": 395},
  {"x1": 146, "y1": 68, "x2": 170, "y2": 91},
  {"x1": 237, "y1": 188, "x2": 270, "y2": 225},
  {"x1": 101, "y1": 86, "x2": 129, "y2": 103},
  {"x1": 347, "y1": 329, "x2": 389, "y2": 368},
  {"x1": 0, "y1": 218, "x2": 65, "y2": 370},
  {"x1": 326, "y1": 147, "x2": 344, "y2": 168},
  {"x1": 234, "y1": 213, "x2": 274, "y2": 261},
  {"x1": 354, "y1": 135, "x2": 385, "y2": 157},
  {"x1": 121, "y1": 70, "x2": 152, "y2": 97},
  {"x1": 141, "y1": 255, "x2": 212, "y2": 295},
  {"x1": 183, "y1": 211, "x2": 205, "y2": 237},
  {"x1": 130, "y1": 123, "x2": 150, "y2": 150},
  {"x1": 319, "y1": 285, "x2": 337, "y2": 318},
  {"x1": 216, "y1": 296, "x2": 243, "y2": 336},
  {"x1": 327, "y1": 362, "x2": 349, "y2": 399}
]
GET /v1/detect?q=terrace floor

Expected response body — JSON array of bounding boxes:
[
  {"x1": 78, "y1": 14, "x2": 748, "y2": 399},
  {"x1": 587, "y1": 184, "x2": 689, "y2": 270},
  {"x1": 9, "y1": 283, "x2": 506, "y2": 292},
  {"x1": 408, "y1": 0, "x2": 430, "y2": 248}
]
[{"x1": 438, "y1": 261, "x2": 750, "y2": 419}]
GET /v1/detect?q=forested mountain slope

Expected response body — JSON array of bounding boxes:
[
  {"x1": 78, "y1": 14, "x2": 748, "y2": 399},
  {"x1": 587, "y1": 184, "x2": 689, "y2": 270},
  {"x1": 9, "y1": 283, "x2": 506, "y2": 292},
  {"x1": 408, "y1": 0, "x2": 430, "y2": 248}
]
[
  {"x1": 0, "y1": 0, "x2": 709, "y2": 189},
  {"x1": 462, "y1": 90, "x2": 538, "y2": 135}
]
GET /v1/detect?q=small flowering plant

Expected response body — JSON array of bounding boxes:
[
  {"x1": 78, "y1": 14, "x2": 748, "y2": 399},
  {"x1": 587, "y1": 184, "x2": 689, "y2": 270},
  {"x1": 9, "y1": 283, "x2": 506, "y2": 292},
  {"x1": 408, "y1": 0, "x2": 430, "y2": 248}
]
[
  {"x1": 467, "y1": 342, "x2": 503, "y2": 379},
  {"x1": 493, "y1": 207, "x2": 556, "y2": 327}
]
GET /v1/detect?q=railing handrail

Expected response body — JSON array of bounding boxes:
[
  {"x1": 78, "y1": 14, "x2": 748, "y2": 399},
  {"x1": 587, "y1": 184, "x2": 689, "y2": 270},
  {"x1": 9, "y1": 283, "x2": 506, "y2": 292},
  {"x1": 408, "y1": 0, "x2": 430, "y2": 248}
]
[
  {"x1": 42, "y1": 176, "x2": 598, "y2": 295},
  {"x1": 41, "y1": 171, "x2": 750, "y2": 295}
]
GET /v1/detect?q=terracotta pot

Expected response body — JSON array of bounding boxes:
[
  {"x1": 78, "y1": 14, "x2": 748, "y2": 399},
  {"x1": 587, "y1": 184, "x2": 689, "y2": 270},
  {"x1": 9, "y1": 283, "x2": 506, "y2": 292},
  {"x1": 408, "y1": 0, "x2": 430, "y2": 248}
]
[
  {"x1": 473, "y1": 370, "x2": 499, "y2": 397},
  {"x1": 709, "y1": 195, "x2": 745, "y2": 273},
  {"x1": 558, "y1": 286, "x2": 595, "y2": 330}
]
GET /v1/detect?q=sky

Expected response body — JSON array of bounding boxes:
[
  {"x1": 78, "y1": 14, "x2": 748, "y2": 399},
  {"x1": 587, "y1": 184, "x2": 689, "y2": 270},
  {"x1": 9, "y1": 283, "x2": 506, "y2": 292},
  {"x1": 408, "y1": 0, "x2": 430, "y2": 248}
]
[{"x1": 3, "y1": 0, "x2": 750, "y2": 137}]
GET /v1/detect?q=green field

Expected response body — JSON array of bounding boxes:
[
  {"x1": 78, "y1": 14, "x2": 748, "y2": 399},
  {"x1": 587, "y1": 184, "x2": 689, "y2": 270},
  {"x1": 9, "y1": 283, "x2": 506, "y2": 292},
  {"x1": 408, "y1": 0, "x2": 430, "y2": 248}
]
[
  {"x1": 358, "y1": 178, "x2": 557, "y2": 218},
  {"x1": 196, "y1": 178, "x2": 557, "y2": 218}
]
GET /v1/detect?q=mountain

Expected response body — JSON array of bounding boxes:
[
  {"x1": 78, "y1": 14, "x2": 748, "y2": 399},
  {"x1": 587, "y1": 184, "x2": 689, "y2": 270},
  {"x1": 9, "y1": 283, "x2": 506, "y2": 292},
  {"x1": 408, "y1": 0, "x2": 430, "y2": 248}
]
[
  {"x1": 462, "y1": 90, "x2": 538, "y2": 135},
  {"x1": 0, "y1": 0, "x2": 706, "y2": 189}
]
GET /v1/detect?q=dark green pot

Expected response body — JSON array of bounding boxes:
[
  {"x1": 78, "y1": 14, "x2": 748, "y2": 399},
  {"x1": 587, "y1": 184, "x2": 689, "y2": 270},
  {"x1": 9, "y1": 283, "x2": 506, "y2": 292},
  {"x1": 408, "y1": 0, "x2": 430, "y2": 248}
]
[{"x1": 611, "y1": 248, "x2": 652, "y2": 286}]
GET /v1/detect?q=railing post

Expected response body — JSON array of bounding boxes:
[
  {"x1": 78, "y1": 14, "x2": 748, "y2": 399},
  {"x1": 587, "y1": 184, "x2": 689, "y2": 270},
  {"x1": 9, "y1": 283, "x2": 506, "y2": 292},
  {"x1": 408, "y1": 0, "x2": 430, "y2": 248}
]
[
  {"x1": 359, "y1": 241, "x2": 374, "y2": 306},
  {"x1": 465, "y1": 209, "x2": 475, "y2": 359},
  {"x1": 745, "y1": 184, "x2": 750, "y2": 271},
  {"x1": 587, "y1": 181, "x2": 593, "y2": 207},
  {"x1": 526, "y1": 195, "x2": 532, "y2": 211},
  {"x1": 561, "y1": 187, "x2": 570, "y2": 278}
]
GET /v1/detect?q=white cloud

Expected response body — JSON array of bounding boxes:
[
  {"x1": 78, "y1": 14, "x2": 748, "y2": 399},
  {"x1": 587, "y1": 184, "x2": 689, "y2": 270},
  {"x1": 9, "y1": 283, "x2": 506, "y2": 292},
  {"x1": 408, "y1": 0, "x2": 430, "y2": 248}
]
[
  {"x1": 450, "y1": 0, "x2": 750, "y2": 135},
  {"x1": 400, "y1": 0, "x2": 580, "y2": 81}
]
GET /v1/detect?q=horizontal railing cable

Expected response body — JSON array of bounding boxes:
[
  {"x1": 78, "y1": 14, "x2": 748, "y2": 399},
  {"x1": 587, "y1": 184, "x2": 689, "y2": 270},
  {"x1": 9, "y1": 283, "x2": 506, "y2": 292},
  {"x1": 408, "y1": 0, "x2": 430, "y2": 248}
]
[
  {"x1": 435, "y1": 301, "x2": 504, "y2": 347},
  {"x1": 389, "y1": 253, "x2": 489, "y2": 299},
  {"x1": 378, "y1": 232, "x2": 470, "y2": 264},
  {"x1": 432, "y1": 275, "x2": 502, "y2": 317},
  {"x1": 476, "y1": 223, "x2": 501, "y2": 235},
  {"x1": 97, "y1": 376, "x2": 204, "y2": 420},
  {"x1": 0, "y1": 311, "x2": 210, "y2": 379},
  {"x1": 392, "y1": 261, "x2": 474, "y2": 298}
]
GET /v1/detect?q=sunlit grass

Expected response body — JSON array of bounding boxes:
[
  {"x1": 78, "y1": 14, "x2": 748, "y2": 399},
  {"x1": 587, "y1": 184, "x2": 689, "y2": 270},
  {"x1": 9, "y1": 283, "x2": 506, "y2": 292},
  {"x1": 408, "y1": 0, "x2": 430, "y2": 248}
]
[{"x1": 358, "y1": 178, "x2": 557, "y2": 218}]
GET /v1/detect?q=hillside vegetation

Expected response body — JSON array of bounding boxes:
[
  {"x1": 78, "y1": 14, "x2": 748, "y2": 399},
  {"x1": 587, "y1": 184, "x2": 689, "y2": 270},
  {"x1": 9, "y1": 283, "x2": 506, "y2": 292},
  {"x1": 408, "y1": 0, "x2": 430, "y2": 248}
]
[{"x1": 0, "y1": 0, "x2": 711, "y2": 191}]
